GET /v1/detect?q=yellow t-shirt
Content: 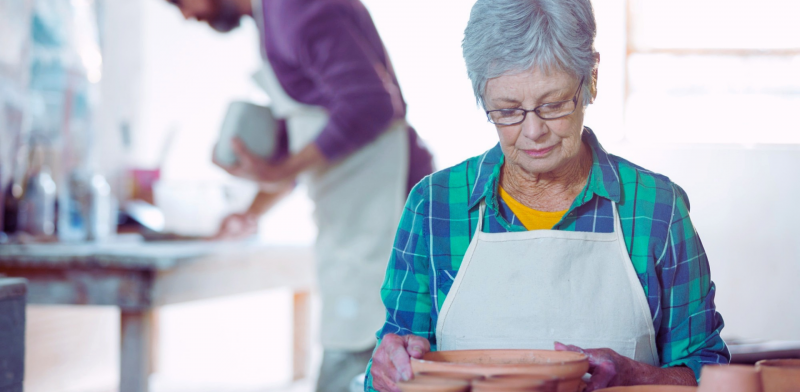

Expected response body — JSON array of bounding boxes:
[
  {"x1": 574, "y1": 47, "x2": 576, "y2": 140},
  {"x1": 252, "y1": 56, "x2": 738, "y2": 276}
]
[{"x1": 499, "y1": 187, "x2": 568, "y2": 230}]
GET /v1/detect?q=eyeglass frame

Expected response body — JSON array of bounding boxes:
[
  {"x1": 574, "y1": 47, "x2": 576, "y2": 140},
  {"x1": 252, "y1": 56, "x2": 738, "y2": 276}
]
[{"x1": 485, "y1": 76, "x2": 585, "y2": 126}]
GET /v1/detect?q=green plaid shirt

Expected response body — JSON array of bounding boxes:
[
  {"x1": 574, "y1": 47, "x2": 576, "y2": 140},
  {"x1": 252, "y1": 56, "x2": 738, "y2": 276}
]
[{"x1": 365, "y1": 128, "x2": 728, "y2": 390}]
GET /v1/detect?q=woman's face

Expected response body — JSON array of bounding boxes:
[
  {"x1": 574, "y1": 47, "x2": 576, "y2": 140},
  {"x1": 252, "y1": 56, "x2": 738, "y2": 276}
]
[{"x1": 484, "y1": 68, "x2": 588, "y2": 177}]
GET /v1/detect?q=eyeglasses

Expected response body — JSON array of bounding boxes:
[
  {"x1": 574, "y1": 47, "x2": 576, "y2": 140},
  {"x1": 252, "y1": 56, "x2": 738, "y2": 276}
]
[{"x1": 485, "y1": 76, "x2": 585, "y2": 126}]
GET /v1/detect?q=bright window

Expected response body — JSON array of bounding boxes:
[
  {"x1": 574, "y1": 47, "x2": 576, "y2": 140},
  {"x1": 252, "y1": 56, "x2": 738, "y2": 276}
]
[{"x1": 625, "y1": 0, "x2": 800, "y2": 144}]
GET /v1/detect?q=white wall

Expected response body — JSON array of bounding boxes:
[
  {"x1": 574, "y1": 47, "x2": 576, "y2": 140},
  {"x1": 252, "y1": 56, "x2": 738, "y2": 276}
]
[{"x1": 612, "y1": 144, "x2": 800, "y2": 341}]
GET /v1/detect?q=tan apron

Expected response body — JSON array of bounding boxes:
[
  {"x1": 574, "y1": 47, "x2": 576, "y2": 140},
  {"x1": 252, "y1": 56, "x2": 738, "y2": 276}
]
[
  {"x1": 251, "y1": 0, "x2": 409, "y2": 351},
  {"x1": 436, "y1": 201, "x2": 660, "y2": 366}
]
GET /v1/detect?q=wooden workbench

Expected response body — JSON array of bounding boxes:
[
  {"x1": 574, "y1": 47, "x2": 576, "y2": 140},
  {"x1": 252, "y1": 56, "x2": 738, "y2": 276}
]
[{"x1": 0, "y1": 241, "x2": 315, "y2": 392}]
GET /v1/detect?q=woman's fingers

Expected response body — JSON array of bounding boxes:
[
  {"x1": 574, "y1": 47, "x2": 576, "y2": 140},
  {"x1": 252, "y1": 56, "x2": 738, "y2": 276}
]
[
  {"x1": 382, "y1": 334, "x2": 413, "y2": 381},
  {"x1": 555, "y1": 341, "x2": 593, "y2": 371},
  {"x1": 555, "y1": 343, "x2": 620, "y2": 391},
  {"x1": 584, "y1": 359, "x2": 617, "y2": 391},
  {"x1": 554, "y1": 342, "x2": 584, "y2": 354},
  {"x1": 406, "y1": 335, "x2": 431, "y2": 359},
  {"x1": 389, "y1": 348, "x2": 413, "y2": 381},
  {"x1": 371, "y1": 333, "x2": 428, "y2": 391},
  {"x1": 372, "y1": 369, "x2": 401, "y2": 392}
]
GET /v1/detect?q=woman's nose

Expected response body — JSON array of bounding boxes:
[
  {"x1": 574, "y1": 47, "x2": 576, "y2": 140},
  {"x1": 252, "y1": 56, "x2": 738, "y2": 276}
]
[{"x1": 520, "y1": 112, "x2": 549, "y2": 141}]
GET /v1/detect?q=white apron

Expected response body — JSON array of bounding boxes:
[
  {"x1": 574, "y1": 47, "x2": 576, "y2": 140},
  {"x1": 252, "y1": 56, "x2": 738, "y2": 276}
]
[
  {"x1": 436, "y1": 201, "x2": 660, "y2": 366},
  {"x1": 251, "y1": 0, "x2": 409, "y2": 351}
]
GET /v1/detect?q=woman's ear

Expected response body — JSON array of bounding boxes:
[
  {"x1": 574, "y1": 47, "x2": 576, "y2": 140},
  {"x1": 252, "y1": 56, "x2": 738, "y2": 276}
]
[{"x1": 590, "y1": 52, "x2": 600, "y2": 103}]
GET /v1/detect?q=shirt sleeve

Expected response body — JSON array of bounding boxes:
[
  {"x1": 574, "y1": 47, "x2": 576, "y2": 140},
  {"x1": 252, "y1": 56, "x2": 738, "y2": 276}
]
[
  {"x1": 657, "y1": 183, "x2": 730, "y2": 380},
  {"x1": 364, "y1": 179, "x2": 435, "y2": 391},
  {"x1": 295, "y1": 6, "x2": 401, "y2": 162}
]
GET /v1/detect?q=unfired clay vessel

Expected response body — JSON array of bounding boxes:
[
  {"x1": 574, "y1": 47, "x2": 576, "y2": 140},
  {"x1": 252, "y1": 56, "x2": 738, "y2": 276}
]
[
  {"x1": 489, "y1": 374, "x2": 560, "y2": 391},
  {"x1": 415, "y1": 372, "x2": 485, "y2": 382},
  {"x1": 473, "y1": 376, "x2": 557, "y2": 392},
  {"x1": 594, "y1": 387, "x2": 697, "y2": 392},
  {"x1": 756, "y1": 359, "x2": 800, "y2": 392},
  {"x1": 698, "y1": 364, "x2": 762, "y2": 392},
  {"x1": 410, "y1": 349, "x2": 588, "y2": 392},
  {"x1": 397, "y1": 377, "x2": 469, "y2": 392}
]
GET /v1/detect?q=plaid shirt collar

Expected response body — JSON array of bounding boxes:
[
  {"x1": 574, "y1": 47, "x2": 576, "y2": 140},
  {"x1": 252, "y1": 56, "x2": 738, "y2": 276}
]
[{"x1": 467, "y1": 127, "x2": 622, "y2": 212}]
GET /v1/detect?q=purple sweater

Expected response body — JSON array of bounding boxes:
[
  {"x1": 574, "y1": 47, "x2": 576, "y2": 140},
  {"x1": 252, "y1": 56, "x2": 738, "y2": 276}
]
[{"x1": 257, "y1": 0, "x2": 433, "y2": 193}]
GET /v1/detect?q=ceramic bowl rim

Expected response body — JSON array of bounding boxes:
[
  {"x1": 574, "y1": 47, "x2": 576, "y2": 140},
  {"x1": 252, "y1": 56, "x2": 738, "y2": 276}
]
[
  {"x1": 756, "y1": 359, "x2": 800, "y2": 368},
  {"x1": 412, "y1": 349, "x2": 589, "y2": 368}
]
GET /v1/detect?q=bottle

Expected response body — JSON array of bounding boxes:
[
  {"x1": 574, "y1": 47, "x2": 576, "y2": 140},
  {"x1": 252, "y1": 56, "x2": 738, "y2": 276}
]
[
  {"x1": 17, "y1": 165, "x2": 57, "y2": 236},
  {"x1": 87, "y1": 173, "x2": 112, "y2": 241},
  {"x1": 57, "y1": 169, "x2": 114, "y2": 242},
  {"x1": 2, "y1": 181, "x2": 20, "y2": 234},
  {"x1": 57, "y1": 169, "x2": 89, "y2": 242}
]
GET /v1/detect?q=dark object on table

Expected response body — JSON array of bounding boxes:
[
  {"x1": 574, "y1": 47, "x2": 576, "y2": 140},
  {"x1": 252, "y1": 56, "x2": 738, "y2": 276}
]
[
  {"x1": 728, "y1": 339, "x2": 800, "y2": 364},
  {"x1": 0, "y1": 277, "x2": 27, "y2": 392},
  {"x1": 119, "y1": 200, "x2": 165, "y2": 233},
  {"x1": 3, "y1": 182, "x2": 20, "y2": 234}
]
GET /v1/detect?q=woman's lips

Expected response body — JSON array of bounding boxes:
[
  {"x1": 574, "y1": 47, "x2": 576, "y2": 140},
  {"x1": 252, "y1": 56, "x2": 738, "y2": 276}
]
[{"x1": 522, "y1": 144, "x2": 557, "y2": 157}]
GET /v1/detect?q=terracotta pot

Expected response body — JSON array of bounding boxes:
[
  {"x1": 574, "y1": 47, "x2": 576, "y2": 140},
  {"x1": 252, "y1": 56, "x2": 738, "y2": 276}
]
[
  {"x1": 489, "y1": 374, "x2": 561, "y2": 391},
  {"x1": 756, "y1": 359, "x2": 800, "y2": 368},
  {"x1": 491, "y1": 373, "x2": 561, "y2": 381},
  {"x1": 698, "y1": 364, "x2": 762, "y2": 392},
  {"x1": 756, "y1": 359, "x2": 800, "y2": 392},
  {"x1": 473, "y1": 374, "x2": 559, "y2": 392},
  {"x1": 410, "y1": 349, "x2": 588, "y2": 392},
  {"x1": 594, "y1": 387, "x2": 697, "y2": 392},
  {"x1": 415, "y1": 371, "x2": 485, "y2": 382},
  {"x1": 397, "y1": 377, "x2": 469, "y2": 392}
]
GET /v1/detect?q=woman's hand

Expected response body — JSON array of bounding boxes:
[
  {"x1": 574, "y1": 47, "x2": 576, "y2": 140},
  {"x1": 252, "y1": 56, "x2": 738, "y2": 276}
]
[
  {"x1": 555, "y1": 342, "x2": 628, "y2": 390},
  {"x1": 555, "y1": 342, "x2": 696, "y2": 391},
  {"x1": 371, "y1": 333, "x2": 431, "y2": 392}
]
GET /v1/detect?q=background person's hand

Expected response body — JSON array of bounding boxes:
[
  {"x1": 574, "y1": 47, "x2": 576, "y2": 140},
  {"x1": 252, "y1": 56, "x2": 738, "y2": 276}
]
[
  {"x1": 370, "y1": 333, "x2": 431, "y2": 392},
  {"x1": 212, "y1": 212, "x2": 259, "y2": 240},
  {"x1": 213, "y1": 138, "x2": 299, "y2": 185}
]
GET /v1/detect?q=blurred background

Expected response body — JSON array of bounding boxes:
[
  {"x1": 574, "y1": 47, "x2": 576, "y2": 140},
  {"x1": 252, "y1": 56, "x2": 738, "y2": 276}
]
[{"x1": 1, "y1": 0, "x2": 799, "y2": 391}]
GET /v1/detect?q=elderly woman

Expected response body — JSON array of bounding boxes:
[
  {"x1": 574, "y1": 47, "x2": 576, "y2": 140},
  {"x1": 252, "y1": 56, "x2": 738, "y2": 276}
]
[{"x1": 365, "y1": 0, "x2": 729, "y2": 391}]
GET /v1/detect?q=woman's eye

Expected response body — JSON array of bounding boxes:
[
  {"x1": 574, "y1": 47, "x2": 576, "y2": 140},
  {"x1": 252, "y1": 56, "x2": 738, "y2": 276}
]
[
  {"x1": 542, "y1": 102, "x2": 565, "y2": 112},
  {"x1": 498, "y1": 109, "x2": 520, "y2": 117}
]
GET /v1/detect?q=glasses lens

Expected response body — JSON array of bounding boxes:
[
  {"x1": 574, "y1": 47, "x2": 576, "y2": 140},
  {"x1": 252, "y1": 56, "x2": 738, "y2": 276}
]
[
  {"x1": 537, "y1": 100, "x2": 576, "y2": 120},
  {"x1": 489, "y1": 109, "x2": 525, "y2": 125}
]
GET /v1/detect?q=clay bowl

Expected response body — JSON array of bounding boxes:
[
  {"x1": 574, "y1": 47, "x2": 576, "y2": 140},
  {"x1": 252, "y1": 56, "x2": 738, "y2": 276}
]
[
  {"x1": 410, "y1": 349, "x2": 588, "y2": 392},
  {"x1": 595, "y1": 387, "x2": 697, "y2": 392},
  {"x1": 698, "y1": 364, "x2": 762, "y2": 392},
  {"x1": 397, "y1": 377, "x2": 469, "y2": 392},
  {"x1": 473, "y1": 375, "x2": 558, "y2": 392},
  {"x1": 489, "y1": 374, "x2": 561, "y2": 391},
  {"x1": 414, "y1": 371, "x2": 485, "y2": 382},
  {"x1": 756, "y1": 359, "x2": 800, "y2": 392}
]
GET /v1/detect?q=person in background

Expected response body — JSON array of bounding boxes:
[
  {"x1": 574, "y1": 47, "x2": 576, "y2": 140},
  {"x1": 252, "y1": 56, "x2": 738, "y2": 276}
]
[
  {"x1": 367, "y1": 0, "x2": 728, "y2": 391},
  {"x1": 164, "y1": 0, "x2": 434, "y2": 391}
]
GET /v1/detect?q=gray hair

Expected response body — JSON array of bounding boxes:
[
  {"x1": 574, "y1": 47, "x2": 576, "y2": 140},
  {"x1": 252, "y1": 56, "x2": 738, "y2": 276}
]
[{"x1": 463, "y1": 0, "x2": 597, "y2": 108}]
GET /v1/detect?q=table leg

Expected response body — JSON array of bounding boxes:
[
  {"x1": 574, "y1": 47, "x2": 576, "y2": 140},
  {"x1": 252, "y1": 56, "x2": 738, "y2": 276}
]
[
  {"x1": 293, "y1": 291, "x2": 310, "y2": 381},
  {"x1": 149, "y1": 308, "x2": 159, "y2": 375},
  {"x1": 120, "y1": 309, "x2": 152, "y2": 392}
]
